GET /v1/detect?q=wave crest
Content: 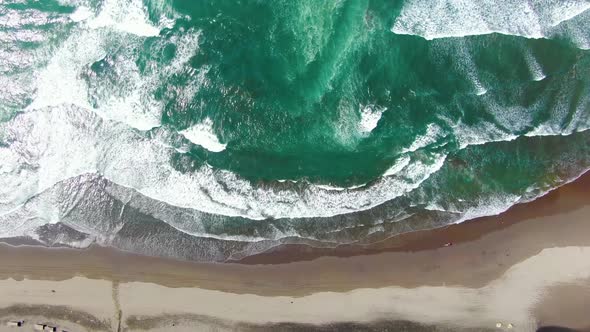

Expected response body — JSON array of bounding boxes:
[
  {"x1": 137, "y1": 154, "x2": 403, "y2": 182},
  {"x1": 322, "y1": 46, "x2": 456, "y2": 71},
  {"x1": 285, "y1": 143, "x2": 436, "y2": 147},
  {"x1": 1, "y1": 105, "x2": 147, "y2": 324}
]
[{"x1": 392, "y1": 0, "x2": 590, "y2": 42}]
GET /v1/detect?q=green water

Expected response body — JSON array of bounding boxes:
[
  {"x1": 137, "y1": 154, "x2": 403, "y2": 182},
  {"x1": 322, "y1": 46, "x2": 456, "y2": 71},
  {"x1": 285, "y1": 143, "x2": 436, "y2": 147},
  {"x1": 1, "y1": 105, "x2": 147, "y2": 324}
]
[
  {"x1": 0, "y1": 0, "x2": 589, "y2": 260},
  {"x1": 161, "y1": 0, "x2": 588, "y2": 185}
]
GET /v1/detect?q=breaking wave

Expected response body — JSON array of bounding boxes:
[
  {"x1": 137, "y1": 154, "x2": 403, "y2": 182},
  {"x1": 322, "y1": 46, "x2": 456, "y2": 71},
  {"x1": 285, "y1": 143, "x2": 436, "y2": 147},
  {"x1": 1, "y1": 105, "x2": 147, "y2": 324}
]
[{"x1": 392, "y1": 0, "x2": 590, "y2": 44}]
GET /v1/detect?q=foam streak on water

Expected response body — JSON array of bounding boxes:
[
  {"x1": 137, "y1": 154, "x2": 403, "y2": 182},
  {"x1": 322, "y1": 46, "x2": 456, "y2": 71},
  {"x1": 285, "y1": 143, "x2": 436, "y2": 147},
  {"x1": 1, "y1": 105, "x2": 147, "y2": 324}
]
[{"x1": 180, "y1": 117, "x2": 226, "y2": 152}]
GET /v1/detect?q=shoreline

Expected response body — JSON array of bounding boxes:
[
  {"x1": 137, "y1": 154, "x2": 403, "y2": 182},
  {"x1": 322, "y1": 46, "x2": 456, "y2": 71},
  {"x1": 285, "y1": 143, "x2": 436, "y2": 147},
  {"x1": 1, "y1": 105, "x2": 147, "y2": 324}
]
[
  {"x1": 4, "y1": 170, "x2": 588, "y2": 268},
  {"x1": 0, "y1": 172, "x2": 588, "y2": 331},
  {"x1": 234, "y1": 170, "x2": 590, "y2": 264},
  {"x1": 0, "y1": 171, "x2": 587, "y2": 293}
]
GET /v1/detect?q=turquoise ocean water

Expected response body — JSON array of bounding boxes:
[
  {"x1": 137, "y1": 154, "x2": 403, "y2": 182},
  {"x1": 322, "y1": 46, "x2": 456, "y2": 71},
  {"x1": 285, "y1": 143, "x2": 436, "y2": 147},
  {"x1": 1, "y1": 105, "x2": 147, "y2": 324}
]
[{"x1": 0, "y1": 0, "x2": 589, "y2": 261}]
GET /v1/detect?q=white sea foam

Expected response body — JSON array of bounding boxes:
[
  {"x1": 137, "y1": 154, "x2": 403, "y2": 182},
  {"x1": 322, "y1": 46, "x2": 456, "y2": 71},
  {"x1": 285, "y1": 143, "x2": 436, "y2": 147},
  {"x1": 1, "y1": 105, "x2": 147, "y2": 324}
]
[
  {"x1": 525, "y1": 77, "x2": 590, "y2": 137},
  {"x1": 87, "y1": 0, "x2": 163, "y2": 37},
  {"x1": 553, "y1": 9, "x2": 590, "y2": 49},
  {"x1": 315, "y1": 183, "x2": 366, "y2": 191},
  {"x1": 0, "y1": 208, "x2": 46, "y2": 239},
  {"x1": 425, "y1": 167, "x2": 584, "y2": 227},
  {"x1": 27, "y1": 28, "x2": 103, "y2": 111},
  {"x1": 452, "y1": 121, "x2": 519, "y2": 150},
  {"x1": 401, "y1": 124, "x2": 443, "y2": 153},
  {"x1": 359, "y1": 104, "x2": 386, "y2": 133},
  {"x1": 430, "y1": 39, "x2": 488, "y2": 96},
  {"x1": 70, "y1": 6, "x2": 93, "y2": 22},
  {"x1": 0, "y1": 7, "x2": 72, "y2": 28},
  {"x1": 180, "y1": 118, "x2": 227, "y2": 153},
  {"x1": 525, "y1": 49, "x2": 546, "y2": 82},
  {"x1": 0, "y1": 110, "x2": 100, "y2": 217},
  {"x1": 29, "y1": 0, "x2": 203, "y2": 131},
  {"x1": 454, "y1": 194, "x2": 522, "y2": 224},
  {"x1": 437, "y1": 90, "x2": 536, "y2": 150},
  {"x1": 383, "y1": 155, "x2": 411, "y2": 177},
  {"x1": 1, "y1": 107, "x2": 447, "y2": 221},
  {"x1": 429, "y1": 52, "x2": 590, "y2": 151},
  {"x1": 164, "y1": 223, "x2": 269, "y2": 242},
  {"x1": 367, "y1": 224, "x2": 385, "y2": 235},
  {"x1": 392, "y1": 0, "x2": 590, "y2": 40},
  {"x1": 419, "y1": 190, "x2": 522, "y2": 224}
]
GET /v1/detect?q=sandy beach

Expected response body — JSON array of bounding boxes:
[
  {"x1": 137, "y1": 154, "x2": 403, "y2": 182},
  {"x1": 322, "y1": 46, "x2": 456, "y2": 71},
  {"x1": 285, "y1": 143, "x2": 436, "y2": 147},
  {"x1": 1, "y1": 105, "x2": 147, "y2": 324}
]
[{"x1": 0, "y1": 172, "x2": 588, "y2": 331}]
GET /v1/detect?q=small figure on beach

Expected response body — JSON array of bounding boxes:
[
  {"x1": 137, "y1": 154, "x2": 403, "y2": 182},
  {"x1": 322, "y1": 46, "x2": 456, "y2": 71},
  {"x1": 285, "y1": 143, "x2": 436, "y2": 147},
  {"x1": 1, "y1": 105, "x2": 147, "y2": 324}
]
[{"x1": 6, "y1": 320, "x2": 23, "y2": 327}]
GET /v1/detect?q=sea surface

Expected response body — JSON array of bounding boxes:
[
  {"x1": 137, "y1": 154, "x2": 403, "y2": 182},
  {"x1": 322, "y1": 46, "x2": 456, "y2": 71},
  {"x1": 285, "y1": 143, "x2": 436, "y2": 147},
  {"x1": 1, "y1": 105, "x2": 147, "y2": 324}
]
[{"x1": 0, "y1": 0, "x2": 589, "y2": 262}]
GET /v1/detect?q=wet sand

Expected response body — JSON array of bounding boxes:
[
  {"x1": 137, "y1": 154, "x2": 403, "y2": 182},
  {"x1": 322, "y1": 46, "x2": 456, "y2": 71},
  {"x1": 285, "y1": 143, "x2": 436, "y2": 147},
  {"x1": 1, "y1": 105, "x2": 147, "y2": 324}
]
[{"x1": 0, "y1": 172, "x2": 589, "y2": 331}]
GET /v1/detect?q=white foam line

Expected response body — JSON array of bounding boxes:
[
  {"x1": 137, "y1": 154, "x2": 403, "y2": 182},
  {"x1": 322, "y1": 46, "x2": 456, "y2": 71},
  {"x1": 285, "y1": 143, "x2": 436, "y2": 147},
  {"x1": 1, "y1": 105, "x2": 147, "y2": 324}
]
[
  {"x1": 315, "y1": 183, "x2": 366, "y2": 191},
  {"x1": 525, "y1": 48, "x2": 547, "y2": 82},
  {"x1": 383, "y1": 155, "x2": 411, "y2": 177},
  {"x1": 392, "y1": 0, "x2": 590, "y2": 41},
  {"x1": 443, "y1": 166, "x2": 590, "y2": 224},
  {"x1": 159, "y1": 223, "x2": 269, "y2": 243},
  {"x1": 401, "y1": 123, "x2": 443, "y2": 154},
  {"x1": 520, "y1": 166, "x2": 590, "y2": 205}
]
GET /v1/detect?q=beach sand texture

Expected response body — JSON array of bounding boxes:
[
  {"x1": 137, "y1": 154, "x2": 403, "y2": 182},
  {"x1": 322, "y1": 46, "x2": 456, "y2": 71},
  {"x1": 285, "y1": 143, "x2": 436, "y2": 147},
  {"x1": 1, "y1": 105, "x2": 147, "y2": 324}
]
[{"x1": 0, "y1": 173, "x2": 588, "y2": 332}]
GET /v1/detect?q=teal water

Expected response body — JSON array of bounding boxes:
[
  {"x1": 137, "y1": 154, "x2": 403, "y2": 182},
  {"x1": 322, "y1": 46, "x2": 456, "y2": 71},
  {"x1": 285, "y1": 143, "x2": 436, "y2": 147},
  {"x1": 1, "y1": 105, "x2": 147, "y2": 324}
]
[{"x1": 0, "y1": 0, "x2": 589, "y2": 261}]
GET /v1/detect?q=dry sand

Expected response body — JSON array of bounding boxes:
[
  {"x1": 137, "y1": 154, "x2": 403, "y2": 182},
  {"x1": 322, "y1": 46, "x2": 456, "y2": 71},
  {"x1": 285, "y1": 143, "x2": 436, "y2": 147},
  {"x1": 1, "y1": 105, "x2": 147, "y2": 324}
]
[{"x1": 0, "y1": 172, "x2": 588, "y2": 331}]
